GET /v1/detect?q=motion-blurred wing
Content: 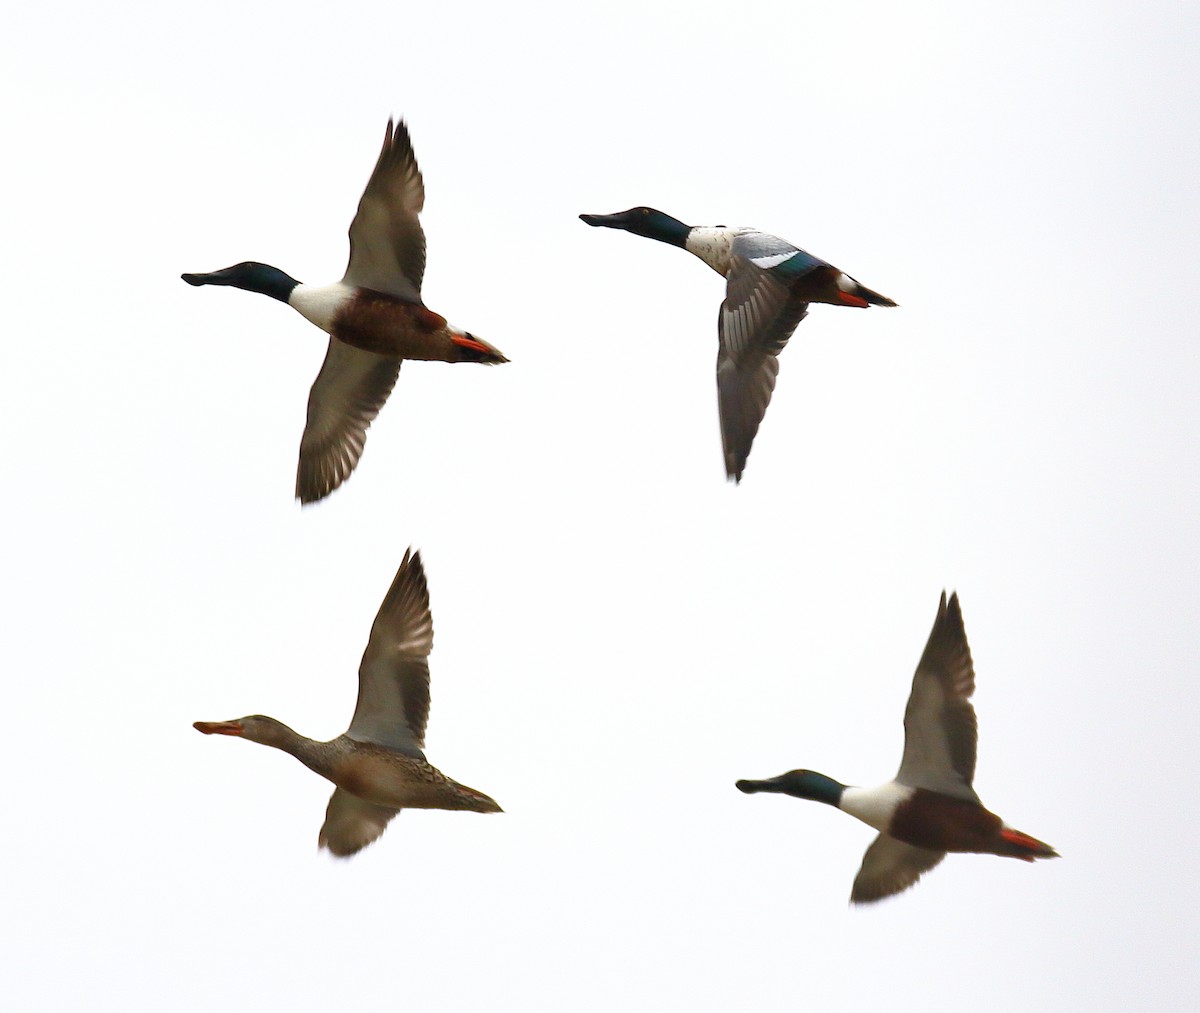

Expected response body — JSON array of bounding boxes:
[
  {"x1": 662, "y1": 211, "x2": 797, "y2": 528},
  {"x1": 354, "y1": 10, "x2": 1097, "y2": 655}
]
[
  {"x1": 851, "y1": 833, "x2": 946, "y2": 904},
  {"x1": 343, "y1": 119, "x2": 426, "y2": 301},
  {"x1": 347, "y1": 548, "x2": 433, "y2": 755},
  {"x1": 318, "y1": 788, "x2": 401, "y2": 858},
  {"x1": 297, "y1": 339, "x2": 400, "y2": 504}
]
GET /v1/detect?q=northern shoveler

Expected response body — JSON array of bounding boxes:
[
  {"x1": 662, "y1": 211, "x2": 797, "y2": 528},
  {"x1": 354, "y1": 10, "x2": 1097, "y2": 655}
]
[
  {"x1": 194, "y1": 549, "x2": 501, "y2": 857},
  {"x1": 579, "y1": 207, "x2": 893, "y2": 482},
  {"x1": 184, "y1": 120, "x2": 507, "y2": 504},
  {"x1": 736, "y1": 592, "x2": 1057, "y2": 903}
]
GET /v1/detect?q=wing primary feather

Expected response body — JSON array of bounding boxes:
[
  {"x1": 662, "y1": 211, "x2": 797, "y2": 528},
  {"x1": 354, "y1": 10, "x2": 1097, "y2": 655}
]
[
  {"x1": 716, "y1": 255, "x2": 809, "y2": 480},
  {"x1": 343, "y1": 118, "x2": 427, "y2": 301},
  {"x1": 296, "y1": 341, "x2": 401, "y2": 504},
  {"x1": 318, "y1": 788, "x2": 401, "y2": 858},
  {"x1": 851, "y1": 833, "x2": 946, "y2": 904},
  {"x1": 895, "y1": 591, "x2": 980, "y2": 797},
  {"x1": 346, "y1": 549, "x2": 434, "y2": 753}
]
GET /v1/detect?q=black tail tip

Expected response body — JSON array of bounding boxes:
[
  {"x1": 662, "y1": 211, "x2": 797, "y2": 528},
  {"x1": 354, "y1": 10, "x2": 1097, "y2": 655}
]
[
  {"x1": 463, "y1": 348, "x2": 509, "y2": 365},
  {"x1": 453, "y1": 334, "x2": 509, "y2": 365}
]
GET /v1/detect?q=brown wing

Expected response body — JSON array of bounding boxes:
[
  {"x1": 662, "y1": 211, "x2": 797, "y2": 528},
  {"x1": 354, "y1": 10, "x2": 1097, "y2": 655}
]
[
  {"x1": 318, "y1": 788, "x2": 401, "y2": 858},
  {"x1": 343, "y1": 119, "x2": 426, "y2": 301},
  {"x1": 895, "y1": 592, "x2": 980, "y2": 799},
  {"x1": 716, "y1": 254, "x2": 809, "y2": 481},
  {"x1": 851, "y1": 833, "x2": 946, "y2": 904},
  {"x1": 296, "y1": 339, "x2": 401, "y2": 504},
  {"x1": 347, "y1": 548, "x2": 433, "y2": 755}
]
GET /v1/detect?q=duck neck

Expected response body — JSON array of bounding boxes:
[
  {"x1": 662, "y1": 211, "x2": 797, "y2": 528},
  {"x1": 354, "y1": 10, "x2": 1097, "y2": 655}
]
[
  {"x1": 636, "y1": 210, "x2": 691, "y2": 248},
  {"x1": 182, "y1": 262, "x2": 301, "y2": 304},
  {"x1": 248, "y1": 718, "x2": 341, "y2": 779},
  {"x1": 738, "y1": 770, "x2": 847, "y2": 806},
  {"x1": 284, "y1": 736, "x2": 345, "y2": 781}
]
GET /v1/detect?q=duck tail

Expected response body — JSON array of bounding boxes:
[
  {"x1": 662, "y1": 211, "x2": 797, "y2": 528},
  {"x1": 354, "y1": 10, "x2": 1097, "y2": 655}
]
[
  {"x1": 451, "y1": 332, "x2": 509, "y2": 365},
  {"x1": 832, "y1": 272, "x2": 897, "y2": 308},
  {"x1": 998, "y1": 827, "x2": 1060, "y2": 862},
  {"x1": 452, "y1": 782, "x2": 504, "y2": 813},
  {"x1": 851, "y1": 280, "x2": 897, "y2": 308}
]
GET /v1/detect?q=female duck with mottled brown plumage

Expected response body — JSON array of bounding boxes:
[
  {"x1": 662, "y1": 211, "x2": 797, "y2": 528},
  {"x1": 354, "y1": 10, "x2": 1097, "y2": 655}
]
[{"x1": 195, "y1": 549, "x2": 501, "y2": 858}]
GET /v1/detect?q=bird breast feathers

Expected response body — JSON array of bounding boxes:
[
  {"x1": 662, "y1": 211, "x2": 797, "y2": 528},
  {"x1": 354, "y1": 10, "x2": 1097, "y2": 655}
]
[
  {"x1": 839, "y1": 782, "x2": 915, "y2": 832},
  {"x1": 685, "y1": 226, "x2": 742, "y2": 276},
  {"x1": 289, "y1": 283, "x2": 356, "y2": 333}
]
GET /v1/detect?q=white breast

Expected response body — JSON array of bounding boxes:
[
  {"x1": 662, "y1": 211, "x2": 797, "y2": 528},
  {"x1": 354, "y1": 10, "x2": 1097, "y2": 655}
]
[
  {"x1": 289, "y1": 282, "x2": 355, "y2": 333},
  {"x1": 685, "y1": 226, "x2": 742, "y2": 277},
  {"x1": 839, "y1": 781, "x2": 914, "y2": 832}
]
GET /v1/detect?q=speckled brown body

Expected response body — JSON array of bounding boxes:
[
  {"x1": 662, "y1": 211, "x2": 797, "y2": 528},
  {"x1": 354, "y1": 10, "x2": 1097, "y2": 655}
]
[
  {"x1": 332, "y1": 290, "x2": 472, "y2": 360},
  {"x1": 325, "y1": 741, "x2": 501, "y2": 812}
]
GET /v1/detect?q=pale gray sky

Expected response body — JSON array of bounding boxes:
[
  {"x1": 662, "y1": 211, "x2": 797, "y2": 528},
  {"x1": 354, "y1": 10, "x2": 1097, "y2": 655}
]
[{"x1": 3, "y1": 2, "x2": 1198, "y2": 1010}]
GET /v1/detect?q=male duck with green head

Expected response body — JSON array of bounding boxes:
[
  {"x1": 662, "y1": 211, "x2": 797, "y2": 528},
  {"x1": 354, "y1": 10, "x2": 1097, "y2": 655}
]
[
  {"x1": 737, "y1": 592, "x2": 1058, "y2": 904},
  {"x1": 184, "y1": 120, "x2": 508, "y2": 504},
  {"x1": 579, "y1": 207, "x2": 894, "y2": 482}
]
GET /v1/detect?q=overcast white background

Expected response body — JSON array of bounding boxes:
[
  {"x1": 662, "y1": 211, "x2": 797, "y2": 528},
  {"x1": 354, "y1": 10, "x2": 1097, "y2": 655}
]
[{"x1": 3, "y1": 2, "x2": 1197, "y2": 1010}]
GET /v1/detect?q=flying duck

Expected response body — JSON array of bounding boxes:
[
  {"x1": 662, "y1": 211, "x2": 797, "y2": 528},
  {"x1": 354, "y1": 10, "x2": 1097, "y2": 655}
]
[
  {"x1": 195, "y1": 549, "x2": 501, "y2": 857},
  {"x1": 736, "y1": 592, "x2": 1058, "y2": 903},
  {"x1": 183, "y1": 120, "x2": 508, "y2": 504},
  {"x1": 579, "y1": 207, "x2": 894, "y2": 482}
]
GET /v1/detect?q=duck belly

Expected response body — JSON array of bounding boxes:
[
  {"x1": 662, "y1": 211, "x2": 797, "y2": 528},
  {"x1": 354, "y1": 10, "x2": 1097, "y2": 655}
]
[
  {"x1": 336, "y1": 292, "x2": 460, "y2": 358},
  {"x1": 888, "y1": 790, "x2": 1005, "y2": 854},
  {"x1": 335, "y1": 752, "x2": 499, "y2": 812}
]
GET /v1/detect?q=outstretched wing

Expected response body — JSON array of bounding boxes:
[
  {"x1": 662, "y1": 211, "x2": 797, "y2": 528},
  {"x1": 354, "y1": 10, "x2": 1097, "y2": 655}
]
[
  {"x1": 343, "y1": 119, "x2": 426, "y2": 301},
  {"x1": 346, "y1": 548, "x2": 434, "y2": 755},
  {"x1": 716, "y1": 232, "x2": 815, "y2": 481},
  {"x1": 297, "y1": 339, "x2": 401, "y2": 504},
  {"x1": 895, "y1": 592, "x2": 979, "y2": 799},
  {"x1": 851, "y1": 833, "x2": 946, "y2": 904},
  {"x1": 318, "y1": 788, "x2": 401, "y2": 858}
]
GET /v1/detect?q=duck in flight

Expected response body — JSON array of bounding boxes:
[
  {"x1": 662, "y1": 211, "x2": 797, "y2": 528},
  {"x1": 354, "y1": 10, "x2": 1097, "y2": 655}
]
[
  {"x1": 183, "y1": 120, "x2": 508, "y2": 504},
  {"x1": 736, "y1": 592, "x2": 1058, "y2": 903},
  {"x1": 579, "y1": 207, "x2": 894, "y2": 482},
  {"x1": 195, "y1": 549, "x2": 501, "y2": 857}
]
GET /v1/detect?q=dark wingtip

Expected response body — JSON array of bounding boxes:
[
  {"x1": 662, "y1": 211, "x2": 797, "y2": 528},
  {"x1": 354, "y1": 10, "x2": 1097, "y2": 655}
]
[
  {"x1": 579, "y1": 213, "x2": 603, "y2": 226},
  {"x1": 295, "y1": 486, "x2": 330, "y2": 507},
  {"x1": 945, "y1": 590, "x2": 963, "y2": 626},
  {"x1": 181, "y1": 273, "x2": 204, "y2": 286}
]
